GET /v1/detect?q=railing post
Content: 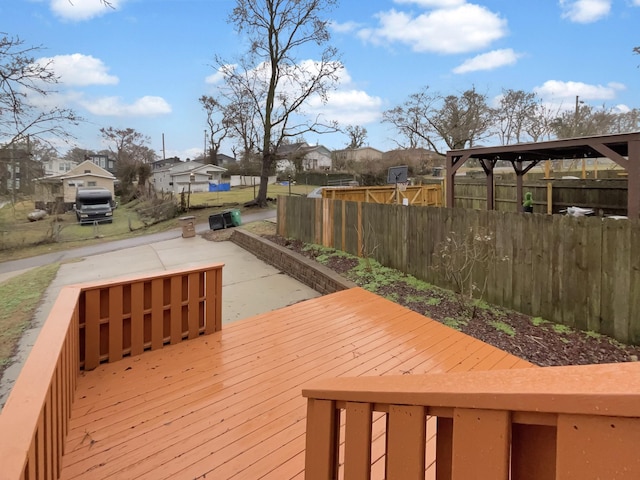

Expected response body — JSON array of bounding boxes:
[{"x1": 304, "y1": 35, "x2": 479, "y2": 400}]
[
  {"x1": 451, "y1": 408, "x2": 510, "y2": 480},
  {"x1": 344, "y1": 402, "x2": 373, "y2": 479},
  {"x1": 556, "y1": 414, "x2": 640, "y2": 479},
  {"x1": 305, "y1": 398, "x2": 339, "y2": 480},
  {"x1": 386, "y1": 405, "x2": 427, "y2": 479}
]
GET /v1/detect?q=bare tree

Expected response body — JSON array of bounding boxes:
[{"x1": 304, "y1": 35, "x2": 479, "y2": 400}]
[
  {"x1": 100, "y1": 127, "x2": 155, "y2": 199},
  {"x1": 0, "y1": 34, "x2": 80, "y2": 149},
  {"x1": 383, "y1": 87, "x2": 493, "y2": 154},
  {"x1": 431, "y1": 88, "x2": 494, "y2": 150},
  {"x1": 199, "y1": 95, "x2": 230, "y2": 165},
  {"x1": 614, "y1": 108, "x2": 640, "y2": 133},
  {"x1": 64, "y1": 146, "x2": 94, "y2": 164},
  {"x1": 222, "y1": 80, "x2": 262, "y2": 161},
  {"x1": 382, "y1": 88, "x2": 436, "y2": 150},
  {"x1": 551, "y1": 104, "x2": 617, "y2": 139},
  {"x1": 494, "y1": 89, "x2": 540, "y2": 145},
  {"x1": 223, "y1": 0, "x2": 342, "y2": 207},
  {"x1": 344, "y1": 125, "x2": 367, "y2": 149},
  {"x1": 524, "y1": 102, "x2": 557, "y2": 142}
]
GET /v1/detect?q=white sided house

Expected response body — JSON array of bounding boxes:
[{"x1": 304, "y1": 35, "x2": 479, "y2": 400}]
[
  {"x1": 34, "y1": 160, "x2": 116, "y2": 212},
  {"x1": 276, "y1": 143, "x2": 333, "y2": 173},
  {"x1": 152, "y1": 161, "x2": 227, "y2": 194}
]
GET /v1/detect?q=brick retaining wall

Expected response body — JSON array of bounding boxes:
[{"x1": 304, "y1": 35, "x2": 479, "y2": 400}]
[{"x1": 230, "y1": 229, "x2": 357, "y2": 295}]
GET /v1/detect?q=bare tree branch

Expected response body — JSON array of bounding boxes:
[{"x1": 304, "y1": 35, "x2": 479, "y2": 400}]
[
  {"x1": 222, "y1": 0, "x2": 341, "y2": 207},
  {"x1": 0, "y1": 33, "x2": 81, "y2": 149}
]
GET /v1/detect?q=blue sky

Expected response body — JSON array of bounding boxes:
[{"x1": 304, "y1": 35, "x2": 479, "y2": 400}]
[{"x1": 3, "y1": 0, "x2": 640, "y2": 159}]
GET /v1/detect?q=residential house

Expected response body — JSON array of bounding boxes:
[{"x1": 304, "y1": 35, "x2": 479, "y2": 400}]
[
  {"x1": 152, "y1": 161, "x2": 227, "y2": 194},
  {"x1": 276, "y1": 142, "x2": 333, "y2": 173},
  {"x1": 332, "y1": 146, "x2": 384, "y2": 170},
  {"x1": 34, "y1": 160, "x2": 116, "y2": 212},
  {"x1": 383, "y1": 148, "x2": 445, "y2": 175},
  {"x1": 152, "y1": 157, "x2": 182, "y2": 171},
  {"x1": 43, "y1": 158, "x2": 78, "y2": 177},
  {"x1": 0, "y1": 145, "x2": 45, "y2": 195},
  {"x1": 216, "y1": 153, "x2": 236, "y2": 167},
  {"x1": 86, "y1": 154, "x2": 116, "y2": 175}
]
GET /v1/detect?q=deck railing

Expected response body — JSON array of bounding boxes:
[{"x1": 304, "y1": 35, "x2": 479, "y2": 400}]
[
  {"x1": 303, "y1": 361, "x2": 640, "y2": 479},
  {"x1": 0, "y1": 263, "x2": 223, "y2": 480}
]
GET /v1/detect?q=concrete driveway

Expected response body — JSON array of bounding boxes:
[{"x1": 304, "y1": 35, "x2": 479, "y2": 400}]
[{"x1": 0, "y1": 210, "x2": 320, "y2": 408}]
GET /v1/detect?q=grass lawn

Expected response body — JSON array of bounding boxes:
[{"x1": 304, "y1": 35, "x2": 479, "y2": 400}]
[
  {"x1": 0, "y1": 183, "x2": 316, "y2": 262},
  {"x1": 0, "y1": 263, "x2": 60, "y2": 375}
]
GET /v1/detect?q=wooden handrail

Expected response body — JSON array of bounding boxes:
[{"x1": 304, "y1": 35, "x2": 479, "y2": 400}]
[
  {"x1": 0, "y1": 263, "x2": 223, "y2": 480},
  {"x1": 303, "y1": 362, "x2": 640, "y2": 479}
]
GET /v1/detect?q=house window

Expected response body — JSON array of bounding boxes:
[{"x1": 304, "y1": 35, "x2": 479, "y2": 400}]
[
  {"x1": 59, "y1": 165, "x2": 65, "y2": 171},
  {"x1": 84, "y1": 170, "x2": 91, "y2": 173},
  {"x1": 88, "y1": 181, "x2": 97, "y2": 187},
  {"x1": 68, "y1": 182, "x2": 75, "y2": 187}
]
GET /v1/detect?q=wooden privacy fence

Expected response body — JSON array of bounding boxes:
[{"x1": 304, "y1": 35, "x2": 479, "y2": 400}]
[
  {"x1": 277, "y1": 196, "x2": 640, "y2": 344},
  {"x1": 0, "y1": 264, "x2": 223, "y2": 480},
  {"x1": 303, "y1": 362, "x2": 640, "y2": 479},
  {"x1": 321, "y1": 184, "x2": 443, "y2": 207}
]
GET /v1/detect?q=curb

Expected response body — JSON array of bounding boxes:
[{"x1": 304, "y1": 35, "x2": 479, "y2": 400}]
[{"x1": 230, "y1": 229, "x2": 357, "y2": 295}]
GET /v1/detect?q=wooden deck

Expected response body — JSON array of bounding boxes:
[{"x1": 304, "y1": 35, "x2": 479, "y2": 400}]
[{"x1": 59, "y1": 287, "x2": 532, "y2": 479}]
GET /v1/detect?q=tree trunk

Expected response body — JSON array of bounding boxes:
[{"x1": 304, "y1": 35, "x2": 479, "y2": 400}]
[{"x1": 254, "y1": 152, "x2": 273, "y2": 207}]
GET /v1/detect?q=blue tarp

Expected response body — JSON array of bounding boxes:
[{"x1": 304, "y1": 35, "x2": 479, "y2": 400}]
[{"x1": 209, "y1": 182, "x2": 231, "y2": 192}]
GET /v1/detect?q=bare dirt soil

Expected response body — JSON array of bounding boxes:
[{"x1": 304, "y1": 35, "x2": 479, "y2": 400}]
[{"x1": 258, "y1": 232, "x2": 640, "y2": 367}]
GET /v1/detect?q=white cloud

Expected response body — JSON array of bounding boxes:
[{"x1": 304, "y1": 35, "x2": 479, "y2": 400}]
[
  {"x1": 330, "y1": 21, "x2": 361, "y2": 34},
  {"x1": 36, "y1": 54, "x2": 118, "y2": 86},
  {"x1": 559, "y1": 0, "x2": 611, "y2": 23},
  {"x1": 205, "y1": 64, "x2": 237, "y2": 84},
  {"x1": 533, "y1": 80, "x2": 625, "y2": 102},
  {"x1": 80, "y1": 95, "x2": 171, "y2": 116},
  {"x1": 453, "y1": 48, "x2": 522, "y2": 73},
  {"x1": 393, "y1": 0, "x2": 466, "y2": 7},
  {"x1": 50, "y1": 0, "x2": 122, "y2": 21},
  {"x1": 633, "y1": 0, "x2": 640, "y2": 6},
  {"x1": 308, "y1": 89, "x2": 383, "y2": 125},
  {"x1": 358, "y1": 5, "x2": 507, "y2": 54}
]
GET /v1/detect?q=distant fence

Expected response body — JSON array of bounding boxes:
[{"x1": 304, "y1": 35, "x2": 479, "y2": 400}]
[
  {"x1": 277, "y1": 196, "x2": 640, "y2": 344},
  {"x1": 454, "y1": 178, "x2": 628, "y2": 216},
  {"x1": 321, "y1": 184, "x2": 442, "y2": 207}
]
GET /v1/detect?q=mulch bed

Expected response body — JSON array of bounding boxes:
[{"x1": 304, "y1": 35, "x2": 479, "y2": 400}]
[{"x1": 262, "y1": 234, "x2": 640, "y2": 367}]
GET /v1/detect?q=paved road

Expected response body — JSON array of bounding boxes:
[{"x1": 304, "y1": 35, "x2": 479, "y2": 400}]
[{"x1": 0, "y1": 208, "x2": 277, "y2": 276}]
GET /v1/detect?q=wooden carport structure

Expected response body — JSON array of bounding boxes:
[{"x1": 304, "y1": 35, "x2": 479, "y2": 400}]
[{"x1": 445, "y1": 132, "x2": 640, "y2": 219}]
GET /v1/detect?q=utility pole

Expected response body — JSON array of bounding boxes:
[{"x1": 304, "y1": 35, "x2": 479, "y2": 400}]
[
  {"x1": 204, "y1": 130, "x2": 208, "y2": 163},
  {"x1": 574, "y1": 95, "x2": 579, "y2": 136}
]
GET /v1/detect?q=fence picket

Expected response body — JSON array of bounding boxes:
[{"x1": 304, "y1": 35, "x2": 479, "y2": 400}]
[{"x1": 279, "y1": 197, "x2": 639, "y2": 344}]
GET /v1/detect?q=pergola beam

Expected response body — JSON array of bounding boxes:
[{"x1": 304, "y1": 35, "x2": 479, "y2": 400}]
[{"x1": 445, "y1": 132, "x2": 640, "y2": 219}]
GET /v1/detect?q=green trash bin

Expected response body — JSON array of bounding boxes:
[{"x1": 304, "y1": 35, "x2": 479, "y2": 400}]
[{"x1": 230, "y1": 209, "x2": 242, "y2": 227}]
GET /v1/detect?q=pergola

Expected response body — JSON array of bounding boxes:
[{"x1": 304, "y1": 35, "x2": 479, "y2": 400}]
[{"x1": 445, "y1": 132, "x2": 640, "y2": 219}]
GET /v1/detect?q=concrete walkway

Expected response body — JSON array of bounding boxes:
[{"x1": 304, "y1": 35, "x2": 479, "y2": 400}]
[{"x1": 0, "y1": 211, "x2": 321, "y2": 408}]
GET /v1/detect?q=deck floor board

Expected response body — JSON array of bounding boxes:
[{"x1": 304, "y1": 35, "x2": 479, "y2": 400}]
[{"x1": 61, "y1": 288, "x2": 532, "y2": 479}]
